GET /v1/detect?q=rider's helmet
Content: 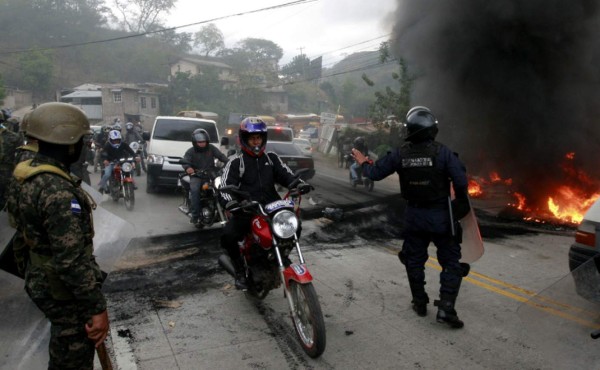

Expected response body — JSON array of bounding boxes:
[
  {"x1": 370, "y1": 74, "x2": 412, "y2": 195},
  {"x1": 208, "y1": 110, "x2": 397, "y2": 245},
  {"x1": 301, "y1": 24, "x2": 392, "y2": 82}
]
[
  {"x1": 405, "y1": 106, "x2": 438, "y2": 143},
  {"x1": 113, "y1": 123, "x2": 122, "y2": 132},
  {"x1": 353, "y1": 136, "x2": 366, "y2": 151},
  {"x1": 191, "y1": 128, "x2": 210, "y2": 150},
  {"x1": 239, "y1": 117, "x2": 267, "y2": 157},
  {"x1": 126, "y1": 122, "x2": 134, "y2": 131},
  {"x1": 26, "y1": 102, "x2": 91, "y2": 144},
  {"x1": 108, "y1": 129, "x2": 122, "y2": 148},
  {"x1": 102, "y1": 124, "x2": 111, "y2": 133}
]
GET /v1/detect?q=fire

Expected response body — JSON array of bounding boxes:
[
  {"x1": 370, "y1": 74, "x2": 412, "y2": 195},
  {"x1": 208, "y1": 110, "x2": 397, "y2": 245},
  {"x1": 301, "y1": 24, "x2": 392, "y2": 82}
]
[
  {"x1": 547, "y1": 186, "x2": 600, "y2": 224},
  {"x1": 510, "y1": 192, "x2": 528, "y2": 211},
  {"x1": 468, "y1": 179, "x2": 482, "y2": 197}
]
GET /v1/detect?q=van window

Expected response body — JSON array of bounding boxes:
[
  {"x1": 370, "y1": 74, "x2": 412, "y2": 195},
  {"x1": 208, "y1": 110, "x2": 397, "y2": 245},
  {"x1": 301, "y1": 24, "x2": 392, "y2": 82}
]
[{"x1": 153, "y1": 118, "x2": 219, "y2": 143}]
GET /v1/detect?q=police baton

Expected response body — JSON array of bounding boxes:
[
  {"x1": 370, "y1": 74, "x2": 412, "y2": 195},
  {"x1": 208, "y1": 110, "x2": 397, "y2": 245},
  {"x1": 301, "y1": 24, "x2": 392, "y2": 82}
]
[{"x1": 96, "y1": 341, "x2": 113, "y2": 370}]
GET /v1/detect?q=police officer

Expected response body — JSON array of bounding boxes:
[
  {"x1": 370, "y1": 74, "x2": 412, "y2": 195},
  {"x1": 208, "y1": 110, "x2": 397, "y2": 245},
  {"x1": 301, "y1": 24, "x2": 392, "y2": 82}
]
[
  {"x1": 352, "y1": 106, "x2": 470, "y2": 328},
  {"x1": 6, "y1": 102, "x2": 110, "y2": 368},
  {"x1": 0, "y1": 110, "x2": 21, "y2": 210}
]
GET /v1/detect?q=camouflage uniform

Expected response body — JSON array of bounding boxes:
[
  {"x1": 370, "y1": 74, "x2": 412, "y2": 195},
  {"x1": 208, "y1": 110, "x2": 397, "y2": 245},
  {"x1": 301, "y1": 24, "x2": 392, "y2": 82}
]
[
  {"x1": 7, "y1": 154, "x2": 106, "y2": 370},
  {"x1": 15, "y1": 141, "x2": 39, "y2": 163},
  {"x1": 0, "y1": 125, "x2": 21, "y2": 209}
]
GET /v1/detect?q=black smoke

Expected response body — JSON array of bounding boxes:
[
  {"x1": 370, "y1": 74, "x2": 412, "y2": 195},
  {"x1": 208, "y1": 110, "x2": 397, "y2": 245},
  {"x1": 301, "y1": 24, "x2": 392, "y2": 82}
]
[{"x1": 390, "y1": 0, "x2": 600, "y2": 207}]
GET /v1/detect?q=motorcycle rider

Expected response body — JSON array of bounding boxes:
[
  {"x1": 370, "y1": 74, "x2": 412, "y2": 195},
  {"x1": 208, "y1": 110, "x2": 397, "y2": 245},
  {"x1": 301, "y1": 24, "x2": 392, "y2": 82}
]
[
  {"x1": 182, "y1": 128, "x2": 228, "y2": 225},
  {"x1": 349, "y1": 136, "x2": 369, "y2": 184},
  {"x1": 98, "y1": 129, "x2": 136, "y2": 193},
  {"x1": 93, "y1": 125, "x2": 110, "y2": 173},
  {"x1": 219, "y1": 117, "x2": 307, "y2": 290},
  {"x1": 125, "y1": 121, "x2": 146, "y2": 174},
  {"x1": 352, "y1": 106, "x2": 470, "y2": 329}
]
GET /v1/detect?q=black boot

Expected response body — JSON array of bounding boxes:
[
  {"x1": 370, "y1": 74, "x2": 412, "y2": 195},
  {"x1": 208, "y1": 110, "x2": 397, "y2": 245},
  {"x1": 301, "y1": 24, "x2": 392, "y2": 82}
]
[
  {"x1": 411, "y1": 296, "x2": 429, "y2": 317},
  {"x1": 235, "y1": 272, "x2": 248, "y2": 291},
  {"x1": 434, "y1": 295, "x2": 464, "y2": 329}
]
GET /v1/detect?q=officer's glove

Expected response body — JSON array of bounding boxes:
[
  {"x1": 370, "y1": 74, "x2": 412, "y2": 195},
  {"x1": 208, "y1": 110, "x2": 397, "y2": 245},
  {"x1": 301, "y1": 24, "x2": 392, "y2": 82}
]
[{"x1": 451, "y1": 189, "x2": 471, "y2": 220}]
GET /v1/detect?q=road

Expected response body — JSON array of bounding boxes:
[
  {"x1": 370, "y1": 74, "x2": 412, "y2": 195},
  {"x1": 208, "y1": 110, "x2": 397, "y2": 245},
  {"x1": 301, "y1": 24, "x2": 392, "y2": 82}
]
[{"x1": 2, "y1": 152, "x2": 598, "y2": 369}]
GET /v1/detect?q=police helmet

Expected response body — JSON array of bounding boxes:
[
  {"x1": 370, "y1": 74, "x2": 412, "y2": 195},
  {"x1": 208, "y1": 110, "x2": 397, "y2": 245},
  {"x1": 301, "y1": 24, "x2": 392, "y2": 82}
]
[
  {"x1": 26, "y1": 102, "x2": 91, "y2": 145},
  {"x1": 108, "y1": 129, "x2": 122, "y2": 148},
  {"x1": 405, "y1": 106, "x2": 438, "y2": 142},
  {"x1": 239, "y1": 117, "x2": 268, "y2": 157}
]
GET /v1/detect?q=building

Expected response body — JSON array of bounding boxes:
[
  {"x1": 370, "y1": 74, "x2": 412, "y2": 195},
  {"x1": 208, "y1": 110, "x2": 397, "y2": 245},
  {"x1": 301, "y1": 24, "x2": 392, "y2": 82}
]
[
  {"x1": 60, "y1": 83, "x2": 164, "y2": 131},
  {"x1": 2, "y1": 86, "x2": 33, "y2": 111},
  {"x1": 170, "y1": 56, "x2": 237, "y2": 88}
]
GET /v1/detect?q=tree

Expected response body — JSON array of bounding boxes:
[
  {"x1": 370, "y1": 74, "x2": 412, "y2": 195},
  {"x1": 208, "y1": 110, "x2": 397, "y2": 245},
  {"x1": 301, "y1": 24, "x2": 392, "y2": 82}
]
[
  {"x1": 193, "y1": 24, "x2": 225, "y2": 57},
  {"x1": 362, "y1": 42, "x2": 414, "y2": 144},
  {"x1": 280, "y1": 54, "x2": 311, "y2": 80},
  {"x1": 111, "y1": 0, "x2": 176, "y2": 33},
  {"x1": 19, "y1": 50, "x2": 54, "y2": 101},
  {"x1": 221, "y1": 38, "x2": 283, "y2": 84}
]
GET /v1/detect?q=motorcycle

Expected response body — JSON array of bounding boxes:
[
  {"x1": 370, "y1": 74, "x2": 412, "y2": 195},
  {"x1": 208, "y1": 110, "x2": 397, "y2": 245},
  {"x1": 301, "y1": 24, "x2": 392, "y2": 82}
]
[
  {"x1": 345, "y1": 154, "x2": 374, "y2": 191},
  {"x1": 129, "y1": 141, "x2": 146, "y2": 176},
  {"x1": 217, "y1": 176, "x2": 326, "y2": 358},
  {"x1": 108, "y1": 157, "x2": 136, "y2": 211},
  {"x1": 177, "y1": 163, "x2": 228, "y2": 229}
]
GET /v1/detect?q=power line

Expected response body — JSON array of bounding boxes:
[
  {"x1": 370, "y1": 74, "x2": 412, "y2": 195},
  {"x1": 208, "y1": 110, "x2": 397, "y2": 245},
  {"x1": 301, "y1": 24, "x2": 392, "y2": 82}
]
[{"x1": 0, "y1": 0, "x2": 317, "y2": 55}]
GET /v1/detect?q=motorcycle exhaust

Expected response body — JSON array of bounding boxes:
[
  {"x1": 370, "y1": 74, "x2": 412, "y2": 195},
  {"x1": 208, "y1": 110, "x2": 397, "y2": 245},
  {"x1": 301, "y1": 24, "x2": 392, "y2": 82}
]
[{"x1": 218, "y1": 254, "x2": 236, "y2": 277}]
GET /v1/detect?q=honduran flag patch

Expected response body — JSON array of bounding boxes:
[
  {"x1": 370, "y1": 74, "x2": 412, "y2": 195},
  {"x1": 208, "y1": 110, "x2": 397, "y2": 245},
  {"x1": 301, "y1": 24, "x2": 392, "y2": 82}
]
[{"x1": 71, "y1": 199, "x2": 82, "y2": 214}]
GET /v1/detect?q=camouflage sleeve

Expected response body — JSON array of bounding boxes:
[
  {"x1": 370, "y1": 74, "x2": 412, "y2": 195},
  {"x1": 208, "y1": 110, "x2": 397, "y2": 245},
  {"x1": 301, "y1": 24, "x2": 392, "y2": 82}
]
[{"x1": 40, "y1": 185, "x2": 106, "y2": 314}]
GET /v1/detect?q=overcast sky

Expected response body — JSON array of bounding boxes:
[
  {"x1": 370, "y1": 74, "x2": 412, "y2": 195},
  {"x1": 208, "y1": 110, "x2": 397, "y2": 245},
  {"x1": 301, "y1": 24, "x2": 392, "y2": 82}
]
[{"x1": 164, "y1": 0, "x2": 397, "y2": 67}]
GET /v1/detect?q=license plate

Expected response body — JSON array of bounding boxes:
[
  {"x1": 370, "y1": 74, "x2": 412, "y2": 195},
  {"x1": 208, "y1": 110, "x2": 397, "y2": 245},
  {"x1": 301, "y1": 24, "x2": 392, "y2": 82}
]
[{"x1": 287, "y1": 160, "x2": 297, "y2": 166}]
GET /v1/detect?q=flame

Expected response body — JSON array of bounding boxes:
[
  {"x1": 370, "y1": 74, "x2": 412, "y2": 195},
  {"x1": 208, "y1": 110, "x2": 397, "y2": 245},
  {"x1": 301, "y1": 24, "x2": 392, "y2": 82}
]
[
  {"x1": 510, "y1": 192, "x2": 528, "y2": 211},
  {"x1": 547, "y1": 186, "x2": 600, "y2": 224},
  {"x1": 489, "y1": 171, "x2": 512, "y2": 185},
  {"x1": 468, "y1": 179, "x2": 483, "y2": 197}
]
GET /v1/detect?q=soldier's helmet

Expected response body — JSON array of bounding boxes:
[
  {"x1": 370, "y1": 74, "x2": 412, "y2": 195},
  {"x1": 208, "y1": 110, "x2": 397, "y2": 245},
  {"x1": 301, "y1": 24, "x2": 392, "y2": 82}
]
[
  {"x1": 27, "y1": 102, "x2": 91, "y2": 145},
  {"x1": 405, "y1": 106, "x2": 438, "y2": 142}
]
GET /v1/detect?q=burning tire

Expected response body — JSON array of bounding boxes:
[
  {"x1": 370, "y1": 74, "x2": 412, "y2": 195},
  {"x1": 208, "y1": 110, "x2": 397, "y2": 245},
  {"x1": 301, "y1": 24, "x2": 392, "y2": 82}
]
[{"x1": 289, "y1": 281, "x2": 326, "y2": 358}]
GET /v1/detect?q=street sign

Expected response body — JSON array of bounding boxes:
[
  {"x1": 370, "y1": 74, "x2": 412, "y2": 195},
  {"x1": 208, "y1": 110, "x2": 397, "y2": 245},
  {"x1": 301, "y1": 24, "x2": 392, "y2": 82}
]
[{"x1": 320, "y1": 112, "x2": 336, "y2": 125}]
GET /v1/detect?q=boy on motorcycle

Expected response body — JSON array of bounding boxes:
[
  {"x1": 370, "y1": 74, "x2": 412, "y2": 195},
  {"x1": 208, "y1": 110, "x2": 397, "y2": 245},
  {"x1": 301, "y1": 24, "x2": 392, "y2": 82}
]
[
  {"x1": 182, "y1": 128, "x2": 229, "y2": 225},
  {"x1": 98, "y1": 130, "x2": 137, "y2": 193},
  {"x1": 219, "y1": 117, "x2": 308, "y2": 290}
]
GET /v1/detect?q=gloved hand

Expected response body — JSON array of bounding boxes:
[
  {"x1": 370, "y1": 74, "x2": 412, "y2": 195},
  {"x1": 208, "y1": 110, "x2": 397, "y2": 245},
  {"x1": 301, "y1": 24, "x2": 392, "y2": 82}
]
[
  {"x1": 451, "y1": 198, "x2": 470, "y2": 220},
  {"x1": 298, "y1": 183, "x2": 313, "y2": 194},
  {"x1": 225, "y1": 200, "x2": 239, "y2": 212}
]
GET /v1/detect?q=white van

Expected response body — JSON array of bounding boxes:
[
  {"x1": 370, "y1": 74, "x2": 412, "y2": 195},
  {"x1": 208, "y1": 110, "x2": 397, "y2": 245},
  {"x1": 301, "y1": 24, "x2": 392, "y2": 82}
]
[{"x1": 146, "y1": 116, "x2": 227, "y2": 193}]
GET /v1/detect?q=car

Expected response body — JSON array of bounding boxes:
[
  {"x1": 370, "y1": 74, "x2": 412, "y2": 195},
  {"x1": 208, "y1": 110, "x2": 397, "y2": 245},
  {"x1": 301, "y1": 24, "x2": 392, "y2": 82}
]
[
  {"x1": 292, "y1": 138, "x2": 313, "y2": 156},
  {"x1": 267, "y1": 126, "x2": 294, "y2": 142},
  {"x1": 266, "y1": 141, "x2": 315, "y2": 180},
  {"x1": 569, "y1": 197, "x2": 600, "y2": 300}
]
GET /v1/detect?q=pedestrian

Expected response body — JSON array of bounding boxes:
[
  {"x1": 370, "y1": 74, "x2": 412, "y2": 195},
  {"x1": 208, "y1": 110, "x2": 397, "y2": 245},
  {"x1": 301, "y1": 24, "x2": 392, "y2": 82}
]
[
  {"x1": 6, "y1": 102, "x2": 109, "y2": 369},
  {"x1": 182, "y1": 128, "x2": 228, "y2": 225},
  {"x1": 352, "y1": 106, "x2": 471, "y2": 328},
  {"x1": 219, "y1": 117, "x2": 309, "y2": 290},
  {"x1": 0, "y1": 110, "x2": 21, "y2": 210}
]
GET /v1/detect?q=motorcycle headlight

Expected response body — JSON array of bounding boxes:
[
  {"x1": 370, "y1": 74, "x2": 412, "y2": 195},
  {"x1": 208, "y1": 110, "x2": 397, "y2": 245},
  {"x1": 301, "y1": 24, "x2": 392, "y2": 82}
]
[
  {"x1": 272, "y1": 210, "x2": 298, "y2": 239},
  {"x1": 121, "y1": 162, "x2": 133, "y2": 172}
]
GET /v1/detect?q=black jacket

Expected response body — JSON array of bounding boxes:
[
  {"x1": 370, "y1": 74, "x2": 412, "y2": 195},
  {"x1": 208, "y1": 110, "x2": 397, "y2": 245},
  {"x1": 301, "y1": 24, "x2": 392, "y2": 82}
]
[
  {"x1": 101, "y1": 142, "x2": 136, "y2": 162},
  {"x1": 182, "y1": 144, "x2": 228, "y2": 173},
  {"x1": 219, "y1": 151, "x2": 298, "y2": 206}
]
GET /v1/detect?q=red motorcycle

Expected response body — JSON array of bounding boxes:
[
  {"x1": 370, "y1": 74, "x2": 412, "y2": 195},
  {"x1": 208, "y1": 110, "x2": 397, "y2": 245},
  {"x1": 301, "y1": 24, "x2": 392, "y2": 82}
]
[
  {"x1": 108, "y1": 157, "x2": 136, "y2": 211},
  {"x1": 218, "y1": 179, "x2": 326, "y2": 358}
]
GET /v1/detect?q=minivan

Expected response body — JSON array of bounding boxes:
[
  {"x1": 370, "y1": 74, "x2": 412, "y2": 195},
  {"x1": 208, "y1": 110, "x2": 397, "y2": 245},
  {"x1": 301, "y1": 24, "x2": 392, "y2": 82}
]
[{"x1": 146, "y1": 116, "x2": 228, "y2": 193}]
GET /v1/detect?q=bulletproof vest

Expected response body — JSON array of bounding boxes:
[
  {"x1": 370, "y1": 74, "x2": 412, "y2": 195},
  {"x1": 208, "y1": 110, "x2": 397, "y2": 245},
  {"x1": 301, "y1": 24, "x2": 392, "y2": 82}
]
[{"x1": 399, "y1": 141, "x2": 450, "y2": 202}]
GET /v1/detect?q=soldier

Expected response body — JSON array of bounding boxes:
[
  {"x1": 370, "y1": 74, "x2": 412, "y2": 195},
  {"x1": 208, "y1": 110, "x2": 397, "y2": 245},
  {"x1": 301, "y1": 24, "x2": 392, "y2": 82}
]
[
  {"x1": 0, "y1": 110, "x2": 21, "y2": 210},
  {"x1": 6, "y1": 102, "x2": 109, "y2": 369}
]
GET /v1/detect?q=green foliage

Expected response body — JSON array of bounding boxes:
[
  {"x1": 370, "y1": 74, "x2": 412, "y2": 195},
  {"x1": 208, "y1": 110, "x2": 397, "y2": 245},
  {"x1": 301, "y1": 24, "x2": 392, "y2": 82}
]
[
  {"x1": 19, "y1": 50, "x2": 54, "y2": 100},
  {"x1": 281, "y1": 54, "x2": 311, "y2": 80}
]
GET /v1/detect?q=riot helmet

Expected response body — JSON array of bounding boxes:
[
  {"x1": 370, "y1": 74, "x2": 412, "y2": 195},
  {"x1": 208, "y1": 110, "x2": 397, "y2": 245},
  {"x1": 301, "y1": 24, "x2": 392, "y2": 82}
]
[
  {"x1": 191, "y1": 128, "x2": 210, "y2": 151},
  {"x1": 108, "y1": 130, "x2": 122, "y2": 148},
  {"x1": 405, "y1": 106, "x2": 438, "y2": 143},
  {"x1": 239, "y1": 117, "x2": 268, "y2": 157},
  {"x1": 26, "y1": 102, "x2": 91, "y2": 145}
]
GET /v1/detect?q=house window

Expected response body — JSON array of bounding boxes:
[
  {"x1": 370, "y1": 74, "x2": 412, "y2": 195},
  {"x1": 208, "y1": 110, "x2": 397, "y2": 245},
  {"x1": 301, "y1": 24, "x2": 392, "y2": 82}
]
[
  {"x1": 140, "y1": 97, "x2": 147, "y2": 109},
  {"x1": 151, "y1": 97, "x2": 156, "y2": 109},
  {"x1": 113, "y1": 91, "x2": 122, "y2": 103}
]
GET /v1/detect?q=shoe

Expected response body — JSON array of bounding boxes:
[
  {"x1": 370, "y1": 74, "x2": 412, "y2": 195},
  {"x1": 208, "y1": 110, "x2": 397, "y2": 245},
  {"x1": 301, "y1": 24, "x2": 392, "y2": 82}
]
[
  {"x1": 412, "y1": 302, "x2": 427, "y2": 317},
  {"x1": 189, "y1": 217, "x2": 198, "y2": 225},
  {"x1": 98, "y1": 187, "x2": 104, "y2": 194},
  {"x1": 434, "y1": 299, "x2": 464, "y2": 329},
  {"x1": 235, "y1": 273, "x2": 248, "y2": 291}
]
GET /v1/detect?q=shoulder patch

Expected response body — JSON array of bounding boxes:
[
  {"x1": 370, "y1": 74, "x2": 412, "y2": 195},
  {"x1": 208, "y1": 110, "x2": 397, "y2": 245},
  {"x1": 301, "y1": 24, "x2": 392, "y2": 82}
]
[{"x1": 71, "y1": 198, "x2": 82, "y2": 214}]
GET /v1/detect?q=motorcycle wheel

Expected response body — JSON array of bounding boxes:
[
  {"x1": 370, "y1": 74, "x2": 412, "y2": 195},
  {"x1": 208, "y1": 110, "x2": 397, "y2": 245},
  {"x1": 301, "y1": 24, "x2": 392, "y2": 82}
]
[
  {"x1": 289, "y1": 281, "x2": 326, "y2": 358},
  {"x1": 110, "y1": 181, "x2": 119, "y2": 202},
  {"x1": 136, "y1": 163, "x2": 141, "y2": 176},
  {"x1": 247, "y1": 272, "x2": 270, "y2": 300},
  {"x1": 123, "y1": 182, "x2": 135, "y2": 211}
]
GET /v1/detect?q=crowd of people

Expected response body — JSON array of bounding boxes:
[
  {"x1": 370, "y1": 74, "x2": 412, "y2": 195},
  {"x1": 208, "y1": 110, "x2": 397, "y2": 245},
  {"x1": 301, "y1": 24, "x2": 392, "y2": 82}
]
[{"x1": 0, "y1": 103, "x2": 472, "y2": 367}]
